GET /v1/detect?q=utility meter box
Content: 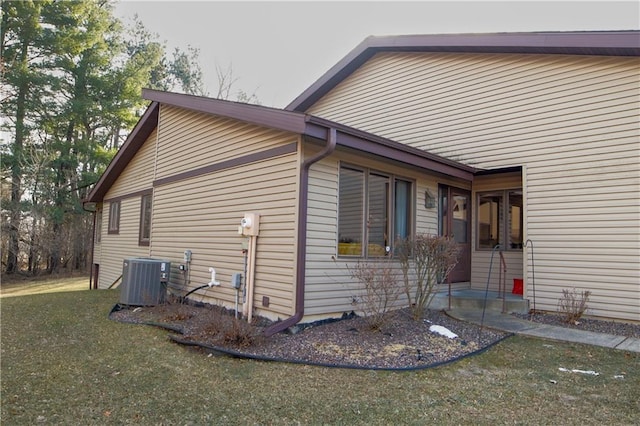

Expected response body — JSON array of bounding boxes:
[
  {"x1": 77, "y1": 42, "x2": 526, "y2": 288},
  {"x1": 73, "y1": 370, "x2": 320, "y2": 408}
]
[
  {"x1": 231, "y1": 272, "x2": 242, "y2": 289},
  {"x1": 239, "y1": 213, "x2": 260, "y2": 236}
]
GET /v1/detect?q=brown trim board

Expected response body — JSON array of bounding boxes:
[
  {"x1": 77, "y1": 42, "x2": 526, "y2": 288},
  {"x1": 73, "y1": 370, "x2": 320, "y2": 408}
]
[
  {"x1": 152, "y1": 142, "x2": 298, "y2": 187},
  {"x1": 104, "y1": 188, "x2": 153, "y2": 204}
]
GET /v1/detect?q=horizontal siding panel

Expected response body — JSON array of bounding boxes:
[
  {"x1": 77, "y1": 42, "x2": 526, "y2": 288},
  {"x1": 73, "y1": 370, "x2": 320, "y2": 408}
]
[
  {"x1": 97, "y1": 198, "x2": 150, "y2": 288},
  {"x1": 150, "y1": 137, "x2": 299, "y2": 318},
  {"x1": 307, "y1": 51, "x2": 639, "y2": 321},
  {"x1": 156, "y1": 106, "x2": 297, "y2": 179},
  {"x1": 105, "y1": 128, "x2": 156, "y2": 199}
]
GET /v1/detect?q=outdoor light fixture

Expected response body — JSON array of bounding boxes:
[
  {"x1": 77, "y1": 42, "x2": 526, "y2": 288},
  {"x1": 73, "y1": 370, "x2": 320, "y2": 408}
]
[{"x1": 425, "y1": 189, "x2": 436, "y2": 209}]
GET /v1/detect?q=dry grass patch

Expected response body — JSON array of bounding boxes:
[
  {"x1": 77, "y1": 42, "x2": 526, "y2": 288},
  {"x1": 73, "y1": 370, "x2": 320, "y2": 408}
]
[
  {"x1": 1, "y1": 283, "x2": 638, "y2": 425},
  {"x1": 0, "y1": 275, "x2": 89, "y2": 298}
]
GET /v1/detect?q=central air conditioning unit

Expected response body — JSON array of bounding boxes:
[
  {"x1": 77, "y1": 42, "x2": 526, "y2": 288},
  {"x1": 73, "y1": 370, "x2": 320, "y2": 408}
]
[{"x1": 119, "y1": 258, "x2": 171, "y2": 306}]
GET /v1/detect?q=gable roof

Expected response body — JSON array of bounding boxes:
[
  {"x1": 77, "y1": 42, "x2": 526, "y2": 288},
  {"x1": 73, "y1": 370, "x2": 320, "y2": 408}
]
[
  {"x1": 286, "y1": 31, "x2": 640, "y2": 112},
  {"x1": 86, "y1": 102, "x2": 159, "y2": 203},
  {"x1": 85, "y1": 89, "x2": 475, "y2": 202}
]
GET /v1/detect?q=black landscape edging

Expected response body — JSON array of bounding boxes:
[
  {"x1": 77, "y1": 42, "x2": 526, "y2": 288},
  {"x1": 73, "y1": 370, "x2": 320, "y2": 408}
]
[{"x1": 109, "y1": 303, "x2": 513, "y2": 371}]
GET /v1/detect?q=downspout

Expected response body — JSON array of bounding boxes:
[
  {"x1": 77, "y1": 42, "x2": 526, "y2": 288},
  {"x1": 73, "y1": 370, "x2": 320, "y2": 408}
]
[
  {"x1": 264, "y1": 127, "x2": 337, "y2": 337},
  {"x1": 82, "y1": 201, "x2": 97, "y2": 290}
]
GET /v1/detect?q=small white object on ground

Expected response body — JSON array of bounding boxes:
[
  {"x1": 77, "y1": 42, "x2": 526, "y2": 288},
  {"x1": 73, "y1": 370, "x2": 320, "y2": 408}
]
[
  {"x1": 614, "y1": 375, "x2": 625, "y2": 379},
  {"x1": 429, "y1": 325, "x2": 458, "y2": 339},
  {"x1": 558, "y1": 367, "x2": 600, "y2": 376}
]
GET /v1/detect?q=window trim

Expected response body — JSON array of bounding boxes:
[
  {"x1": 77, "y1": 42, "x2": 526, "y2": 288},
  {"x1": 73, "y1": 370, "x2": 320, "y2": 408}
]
[
  {"x1": 138, "y1": 192, "x2": 153, "y2": 246},
  {"x1": 337, "y1": 163, "x2": 415, "y2": 258},
  {"x1": 476, "y1": 189, "x2": 523, "y2": 251},
  {"x1": 108, "y1": 201, "x2": 121, "y2": 234}
]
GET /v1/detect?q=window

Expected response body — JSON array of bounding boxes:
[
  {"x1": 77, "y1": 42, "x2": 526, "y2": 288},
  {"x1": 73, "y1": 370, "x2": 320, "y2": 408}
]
[
  {"x1": 338, "y1": 164, "x2": 413, "y2": 257},
  {"x1": 139, "y1": 193, "x2": 152, "y2": 246},
  {"x1": 108, "y1": 201, "x2": 120, "y2": 234},
  {"x1": 477, "y1": 189, "x2": 523, "y2": 250}
]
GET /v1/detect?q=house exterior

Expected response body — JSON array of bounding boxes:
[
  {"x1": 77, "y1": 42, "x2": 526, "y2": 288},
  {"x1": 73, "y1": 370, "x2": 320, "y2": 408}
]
[{"x1": 86, "y1": 31, "x2": 640, "y2": 331}]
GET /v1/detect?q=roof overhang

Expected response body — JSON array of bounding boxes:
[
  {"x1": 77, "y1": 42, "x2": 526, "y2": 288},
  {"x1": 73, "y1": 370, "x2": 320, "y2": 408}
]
[
  {"x1": 287, "y1": 31, "x2": 640, "y2": 112},
  {"x1": 85, "y1": 89, "x2": 475, "y2": 202},
  {"x1": 85, "y1": 102, "x2": 159, "y2": 202}
]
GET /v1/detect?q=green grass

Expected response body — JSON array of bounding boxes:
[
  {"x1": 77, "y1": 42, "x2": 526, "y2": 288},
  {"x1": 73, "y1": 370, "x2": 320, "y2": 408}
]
[
  {"x1": 0, "y1": 275, "x2": 89, "y2": 298},
  {"x1": 1, "y1": 282, "x2": 639, "y2": 425}
]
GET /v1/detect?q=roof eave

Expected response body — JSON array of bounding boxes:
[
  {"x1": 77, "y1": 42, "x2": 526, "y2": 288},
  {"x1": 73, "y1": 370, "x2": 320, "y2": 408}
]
[
  {"x1": 85, "y1": 102, "x2": 159, "y2": 203},
  {"x1": 142, "y1": 88, "x2": 308, "y2": 134},
  {"x1": 305, "y1": 116, "x2": 476, "y2": 181},
  {"x1": 287, "y1": 31, "x2": 640, "y2": 112},
  {"x1": 88, "y1": 90, "x2": 476, "y2": 204}
]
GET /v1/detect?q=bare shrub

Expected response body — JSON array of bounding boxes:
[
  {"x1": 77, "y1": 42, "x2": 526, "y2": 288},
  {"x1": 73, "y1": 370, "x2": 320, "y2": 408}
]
[
  {"x1": 198, "y1": 309, "x2": 262, "y2": 348},
  {"x1": 558, "y1": 288, "x2": 592, "y2": 324},
  {"x1": 396, "y1": 234, "x2": 459, "y2": 320},
  {"x1": 221, "y1": 318, "x2": 262, "y2": 348},
  {"x1": 348, "y1": 260, "x2": 403, "y2": 330}
]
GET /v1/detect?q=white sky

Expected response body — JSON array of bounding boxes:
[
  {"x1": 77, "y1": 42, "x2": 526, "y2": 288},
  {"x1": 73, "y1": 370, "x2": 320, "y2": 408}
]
[{"x1": 113, "y1": 1, "x2": 640, "y2": 108}]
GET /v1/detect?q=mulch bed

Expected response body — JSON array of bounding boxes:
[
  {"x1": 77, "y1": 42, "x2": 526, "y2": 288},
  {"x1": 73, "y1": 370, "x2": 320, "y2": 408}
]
[{"x1": 110, "y1": 302, "x2": 511, "y2": 370}]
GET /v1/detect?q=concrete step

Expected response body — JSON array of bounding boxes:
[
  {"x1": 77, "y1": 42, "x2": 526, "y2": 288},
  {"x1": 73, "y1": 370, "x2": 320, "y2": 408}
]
[{"x1": 431, "y1": 289, "x2": 529, "y2": 314}]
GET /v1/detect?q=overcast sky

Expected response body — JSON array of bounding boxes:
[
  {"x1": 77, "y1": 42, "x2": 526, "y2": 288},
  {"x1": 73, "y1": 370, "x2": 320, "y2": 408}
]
[{"x1": 114, "y1": 1, "x2": 640, "y2": 108}]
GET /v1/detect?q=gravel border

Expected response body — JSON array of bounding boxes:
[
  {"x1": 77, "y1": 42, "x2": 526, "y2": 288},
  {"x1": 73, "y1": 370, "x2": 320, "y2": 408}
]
[
  {"x1": 512, "y1": 312, "x2": 640, "y2": 339},
  {"x1": 110, "y1": 303, "x2": 511, "y2": 370}
]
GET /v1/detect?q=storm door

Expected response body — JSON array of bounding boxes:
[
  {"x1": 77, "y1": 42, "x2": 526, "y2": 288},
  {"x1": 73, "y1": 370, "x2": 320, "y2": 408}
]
[{"x1": 439, "y1": 185, "x2": 471, "y2": 283}]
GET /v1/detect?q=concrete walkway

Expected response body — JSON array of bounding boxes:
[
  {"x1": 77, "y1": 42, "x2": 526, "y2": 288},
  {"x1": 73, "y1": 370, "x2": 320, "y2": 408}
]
[{"x1": 446, "y1": 308, "x2": 640, "y2": 353}]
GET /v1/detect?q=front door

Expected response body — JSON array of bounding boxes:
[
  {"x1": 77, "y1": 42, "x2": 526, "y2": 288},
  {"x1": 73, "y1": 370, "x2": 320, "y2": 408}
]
[{"x1": 439, "y1": 185, "x2": 471, "y2": 282}]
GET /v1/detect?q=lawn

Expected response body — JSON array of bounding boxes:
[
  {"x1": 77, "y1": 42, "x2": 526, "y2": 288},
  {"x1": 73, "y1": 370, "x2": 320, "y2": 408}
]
[{"x1": 1, "y1": 280, "x2": 638, "y2": 425}]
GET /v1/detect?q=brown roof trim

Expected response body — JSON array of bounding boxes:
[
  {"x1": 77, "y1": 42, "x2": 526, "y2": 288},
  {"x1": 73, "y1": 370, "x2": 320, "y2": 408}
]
[
  {"x1": 307, "y1": 116, "x2": 476, "y2": 180},
  {"x1": 85, "y1": 102, "x2": 159, "y2": 202},
  {"x1": 287, "y1": 31, "x2": 640, "y2": 112},
  {"x1": 144, "y1": 89, "x2": 476, "y2": 179},
  {"x1": 142, "y1": 88, "x2": 308, "y2": 133},
  {"x1": 86, "y1": 90, "x2": 475, "y2": 202},
  {"x1": 152, "y1": 142, "x2": 298, "y2": 187}
]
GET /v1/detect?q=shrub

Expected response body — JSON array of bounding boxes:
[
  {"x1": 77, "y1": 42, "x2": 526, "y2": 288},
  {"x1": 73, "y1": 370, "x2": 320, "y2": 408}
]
[
  {"x1": 221, "y1": 317, "x2": 262, "y2": 347},
  {"x1": 396, "y1": 234, "x2": 459, "y2": 320},
  {"x1": 558, "y1": 288, "x2": 592, "y2": 324},
  {"x1": 197, "y1": 307, "x2": 263, "y2": 348},
  {"x1": 348, "y1": 259, "x2": 402, "y2": 330}
]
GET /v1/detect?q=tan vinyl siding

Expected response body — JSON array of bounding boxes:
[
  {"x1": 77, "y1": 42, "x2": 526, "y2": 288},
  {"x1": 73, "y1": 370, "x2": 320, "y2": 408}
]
[
  {"x1": 106, "y1": 128, "x2": 157, "y2": 198},
  {"x1": 98, "y1": 198, "x2": 150, "y2": 288},
  {"x1": 94, "y1": 130, "x2": 158, "y2": 287},
  {"x1": 149, "y1": 107, "x2": 300, "y2": 319},
  {"x1": 150, "y1": 153, "x2": 298, "y2": 318},
  {"x1": 304, "y1": 148, "x2": 466, "y2": 317},
  {"x1": 155, "y1": 105, "x2": 295, "y2": 180},
  {"x1": 308, "y1": 52, "x2": 640, "y2": 321}
]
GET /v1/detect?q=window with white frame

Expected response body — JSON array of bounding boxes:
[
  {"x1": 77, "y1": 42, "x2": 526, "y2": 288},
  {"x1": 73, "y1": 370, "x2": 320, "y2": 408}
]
[
  {"x1": 338, "y1": 164, "x2": 413, "y2": 257},
  {"x1": 477, "y1": 189, "x2": 523, "y2": 250}
]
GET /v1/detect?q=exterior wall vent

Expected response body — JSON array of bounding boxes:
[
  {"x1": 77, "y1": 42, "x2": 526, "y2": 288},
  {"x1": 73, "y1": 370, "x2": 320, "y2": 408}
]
[{"x1": 119, "y1": 258, "x2": 171, "y2": 306}]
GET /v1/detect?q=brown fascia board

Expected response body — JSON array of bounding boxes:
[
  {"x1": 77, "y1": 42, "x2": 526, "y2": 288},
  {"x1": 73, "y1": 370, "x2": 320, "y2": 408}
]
[
  {"x1": 88, "y1": 90, "x2": 475, "y2": 202},
  {"x1": 287, "y1": 31, "x2": 640, "y2": 112},
  {"x1": 142, "y1": 88, "x2": 309, "y2": 134},
  {"x1": 307, "y1": 116, "x2": 476, "y2": 181},
  {"x1": 85, "y1": 102, "x2": 159, "y2": 203},
  {"x1": 142, "y1": 89, "x2": 475, "y2": 180}
]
